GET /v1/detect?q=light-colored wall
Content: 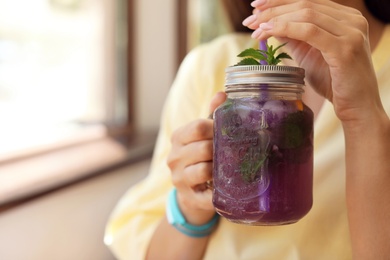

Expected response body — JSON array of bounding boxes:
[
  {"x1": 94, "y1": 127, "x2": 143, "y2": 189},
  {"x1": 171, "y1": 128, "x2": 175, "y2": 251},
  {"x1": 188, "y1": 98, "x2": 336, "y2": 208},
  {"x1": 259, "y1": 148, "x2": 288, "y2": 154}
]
[
  {"x1": 0, "y1": 160, "x2": 150, "y2": 260},
  {"x1": 135, "y1": 0, "x2": 177, "y2": 130}
]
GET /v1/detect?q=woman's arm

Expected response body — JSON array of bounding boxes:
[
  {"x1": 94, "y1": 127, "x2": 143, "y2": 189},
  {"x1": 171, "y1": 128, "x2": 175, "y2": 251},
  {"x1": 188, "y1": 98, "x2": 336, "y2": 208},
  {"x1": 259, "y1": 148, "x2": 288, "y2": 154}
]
[
  {"x1": 343, "y1": 111, "x2": 390, "y2": 259},
  {"x1": 146, "y1": 92, "x2": 227, "y2": 260},
  {"x1": 146, "y1": 216, "x2": 211, "y2": 260},
  {"x1": 245, "y1": 0, "x2": 390, "y2": 257}
]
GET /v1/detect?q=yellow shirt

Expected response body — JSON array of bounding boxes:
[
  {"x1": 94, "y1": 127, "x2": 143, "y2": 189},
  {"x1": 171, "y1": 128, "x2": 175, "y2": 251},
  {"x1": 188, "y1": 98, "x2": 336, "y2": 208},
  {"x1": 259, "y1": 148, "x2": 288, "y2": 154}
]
[{"x1": 105, "y1": 26, "x2": 390, "y2": 260}]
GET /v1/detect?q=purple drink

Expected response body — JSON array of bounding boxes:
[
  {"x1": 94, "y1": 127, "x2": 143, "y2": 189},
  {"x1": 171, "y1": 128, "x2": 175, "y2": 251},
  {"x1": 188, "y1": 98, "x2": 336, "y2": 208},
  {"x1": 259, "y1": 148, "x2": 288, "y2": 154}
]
[{"x1": 213, "y1": 66, "x2": 313, "y2": 225}]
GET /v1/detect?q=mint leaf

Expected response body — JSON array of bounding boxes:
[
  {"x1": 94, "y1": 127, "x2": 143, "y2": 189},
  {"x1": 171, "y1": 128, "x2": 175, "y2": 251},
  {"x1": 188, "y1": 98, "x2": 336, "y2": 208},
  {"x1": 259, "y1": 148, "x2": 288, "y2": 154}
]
[
  {"x1": 275, "y1": 52, "x2": 292, "y2": 60},
  {"x1": 280, "y1": 111, "x2": 304, "y2": 149},
  {"x1": 235, "y1": 42, "x2": 292, "y2": 66},
  {"x1": 283, "y1": 123, "x2": 303, "y2": 148},
  {"x1": 236, "y1": 57, "x2": 260, "y2": 66},
  {"x1": 237, "y1": 48, "x2": 267, "y2": 60},
  {"x1": 240, "y1": 154, "x2": 268, "y2": 183}
]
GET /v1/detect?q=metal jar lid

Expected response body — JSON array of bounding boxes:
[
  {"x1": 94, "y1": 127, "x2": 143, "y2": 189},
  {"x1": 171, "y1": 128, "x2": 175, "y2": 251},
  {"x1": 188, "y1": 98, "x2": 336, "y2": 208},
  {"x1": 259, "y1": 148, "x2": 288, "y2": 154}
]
[{"x1": 225, "y1": 65, "x2": 305, "y2": 86}]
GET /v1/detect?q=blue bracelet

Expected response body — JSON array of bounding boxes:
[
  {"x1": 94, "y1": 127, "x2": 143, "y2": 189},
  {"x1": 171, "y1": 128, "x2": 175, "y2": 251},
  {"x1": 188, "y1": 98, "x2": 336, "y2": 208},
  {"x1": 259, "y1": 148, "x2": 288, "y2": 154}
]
[{"x1": 166, "y1": 188, "x2": 219, "y2": 238}]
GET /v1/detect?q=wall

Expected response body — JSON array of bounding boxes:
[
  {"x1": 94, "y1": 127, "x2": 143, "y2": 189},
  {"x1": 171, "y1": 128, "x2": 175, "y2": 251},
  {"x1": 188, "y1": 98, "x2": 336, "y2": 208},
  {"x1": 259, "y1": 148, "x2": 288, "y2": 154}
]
[
  {"x1": 0, "y1": 160, "x2": 150, "y2": 260},
  {"x1": 135, "y1": 0, "x2": 177, "y2": 130}
]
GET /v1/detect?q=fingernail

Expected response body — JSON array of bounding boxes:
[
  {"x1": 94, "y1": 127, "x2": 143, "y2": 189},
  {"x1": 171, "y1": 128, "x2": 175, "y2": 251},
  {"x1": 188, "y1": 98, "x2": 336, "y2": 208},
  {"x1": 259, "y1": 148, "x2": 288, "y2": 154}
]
[
  {"x1": 251, "y1": 0, "x2": 266, "y2": 7},
  {"x1": 242, "y1": 14, "x2": 257, "y2": 26},
  {"x1": 260, "y1": 22, "x2": 274, "y2": 30},
  {"x1": 251, "y1": 27, "x2": 263, "y2": 39}
]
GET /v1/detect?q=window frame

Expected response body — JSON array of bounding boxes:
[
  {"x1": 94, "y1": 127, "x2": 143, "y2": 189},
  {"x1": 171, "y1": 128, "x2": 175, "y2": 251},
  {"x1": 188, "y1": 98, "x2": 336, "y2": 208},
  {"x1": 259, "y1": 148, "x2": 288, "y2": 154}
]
[
  {"x1": 0, "y1": 0, "x2": 157, "y2": 211},
  {"x1": 177, "y1": 0, "x2": 188, "y2": 66}
]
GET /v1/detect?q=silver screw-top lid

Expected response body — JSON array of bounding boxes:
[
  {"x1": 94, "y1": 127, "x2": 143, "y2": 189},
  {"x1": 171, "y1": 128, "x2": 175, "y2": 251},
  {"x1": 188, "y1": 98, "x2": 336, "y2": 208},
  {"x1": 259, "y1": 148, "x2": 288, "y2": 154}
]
[{"x1": 225, "y1": 65, "x2": 305, "y2": 86}]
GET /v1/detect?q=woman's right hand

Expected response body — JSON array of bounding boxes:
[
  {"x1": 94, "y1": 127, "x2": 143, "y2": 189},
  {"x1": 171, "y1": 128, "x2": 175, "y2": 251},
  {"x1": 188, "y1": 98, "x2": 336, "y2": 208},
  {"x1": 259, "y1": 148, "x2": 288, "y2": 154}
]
[
  {"x1": 244, "y1": 0, "x2": 382, "y2": 126},
  {"x1": 167, "y1": 92, "x2": 226, "y2": 226}
]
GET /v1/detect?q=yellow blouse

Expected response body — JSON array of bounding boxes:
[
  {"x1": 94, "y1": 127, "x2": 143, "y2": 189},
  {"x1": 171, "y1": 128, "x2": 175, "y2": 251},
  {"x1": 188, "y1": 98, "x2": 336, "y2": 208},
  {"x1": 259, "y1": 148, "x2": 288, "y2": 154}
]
[{"x1": 105, "y1": 25, "x2": 390, "y2": 260}]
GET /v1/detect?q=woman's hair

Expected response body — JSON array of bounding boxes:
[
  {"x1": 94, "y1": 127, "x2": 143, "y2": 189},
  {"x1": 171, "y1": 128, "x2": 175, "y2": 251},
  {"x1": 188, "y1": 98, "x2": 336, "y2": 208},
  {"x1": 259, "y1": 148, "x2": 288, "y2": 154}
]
[
  {"x1": 221, "y1": 0, "x2": 390, "y2": 32},
  {"x1": 364, "y1": 0, "x2": 390, "y2": 23},
  {"x1": 220, "y1": 0, "x2": 254, "y2": 33}
]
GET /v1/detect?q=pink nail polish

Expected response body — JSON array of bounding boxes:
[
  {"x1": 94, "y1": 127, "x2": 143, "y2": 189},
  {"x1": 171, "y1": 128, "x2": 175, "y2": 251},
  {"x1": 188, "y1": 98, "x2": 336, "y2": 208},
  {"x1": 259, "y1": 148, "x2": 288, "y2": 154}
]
[
  {"x1": 242, "y1": 14, "x2": 257, "y2": 26},
  {"x1": 242, "y1": 15, "x2": 256, "y2": 26},
  {"x1": 260, "y1": 22, "x2": 273, "y2": 30},
  {"x1": 251, "y1": 0, "x2": 266, "y2": 7},
  {"x1": 251, "y1": 28, "x2": 263, "y2": 39}
]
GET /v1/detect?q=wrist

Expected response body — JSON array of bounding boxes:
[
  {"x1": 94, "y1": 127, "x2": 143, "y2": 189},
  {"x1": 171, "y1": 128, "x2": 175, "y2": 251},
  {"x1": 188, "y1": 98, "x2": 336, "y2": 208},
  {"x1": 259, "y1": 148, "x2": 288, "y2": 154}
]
[
  {"x1": 166, "y1": 188, "x2": 220, "y2": 238},
  {"x1": 176, "y1": 192, "x2": 217, "y2": 226},
  {"x1": 341, "y1": 107, "x2": 389, "y2": 137}
]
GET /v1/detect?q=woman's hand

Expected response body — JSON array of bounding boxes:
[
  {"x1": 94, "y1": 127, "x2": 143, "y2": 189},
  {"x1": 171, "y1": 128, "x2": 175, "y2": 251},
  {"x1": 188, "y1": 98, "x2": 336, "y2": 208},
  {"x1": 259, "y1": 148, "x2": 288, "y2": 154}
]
[
  {"x1": 167, "y1": 92, "x2": 227, "y2": 225},
  {"x1": 243, "y1": 0, "x2": 383, "y2": 125},
  {"x1": 244, "y1": 1, "x2": 390, "y2": 258}
]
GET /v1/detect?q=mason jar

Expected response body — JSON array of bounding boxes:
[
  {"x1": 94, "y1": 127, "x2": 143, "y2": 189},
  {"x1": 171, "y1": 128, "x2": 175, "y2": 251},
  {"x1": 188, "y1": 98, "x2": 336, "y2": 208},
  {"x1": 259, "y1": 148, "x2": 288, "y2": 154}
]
[{"x1": 212, "y1": 65, "x2": 314, "y2": 225}]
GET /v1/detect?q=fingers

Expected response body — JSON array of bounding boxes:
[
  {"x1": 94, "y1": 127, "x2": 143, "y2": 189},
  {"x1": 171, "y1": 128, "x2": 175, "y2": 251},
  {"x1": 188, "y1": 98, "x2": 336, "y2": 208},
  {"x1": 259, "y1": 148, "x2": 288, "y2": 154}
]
[
  {"x1": 244, "y1": 0, "x2": 369, "y2": 63},
  {"x1": 171, "y1": 119, "x2": 213, "y2": 146},
  {"x1": 168, "y1": 139, "x2": 213, "y2": 170},
  {"x1": 168, "y1": 93, "x2": 220, "y2": 173},
  {"x1": 245, "y1": 0, "x2": 366, "y2": 35},
  {"x1": 251, "y1": 0, "x2": 359, "y2": 14},
  {"x1": 168, "y1": 120, "x2": 213, "y2": 185},
  {"x1": 172, "y1": 161, "x2": 212, "y2": 194},
  {"x1": 167, "y1": 92, "x2": 226, "y2": 217},
  {"x1": 176, "y1": 187, "x2": 214, "y2": 214},
  {"x1": 183, "y1": 162, "x2": 213, "y2": 188},
  {"x1": 245, "y1": 2, "x2": 345, "y2": 29},
  {"x1": 255, "y1": 18, "x2": 368, "y2": 62},
  {"x1": 255, "y1": 20, "x2": 337, "y2": 52},
  {"x1": 251, "y1": 7, "x2": 348, "y2": 35}
]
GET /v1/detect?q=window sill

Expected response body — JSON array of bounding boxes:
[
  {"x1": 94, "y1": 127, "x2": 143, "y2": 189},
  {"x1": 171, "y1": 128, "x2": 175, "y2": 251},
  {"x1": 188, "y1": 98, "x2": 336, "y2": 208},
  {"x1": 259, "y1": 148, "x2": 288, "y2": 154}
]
[{"x1": 0, "y1": 129, "x2": 157, "y2": 210}]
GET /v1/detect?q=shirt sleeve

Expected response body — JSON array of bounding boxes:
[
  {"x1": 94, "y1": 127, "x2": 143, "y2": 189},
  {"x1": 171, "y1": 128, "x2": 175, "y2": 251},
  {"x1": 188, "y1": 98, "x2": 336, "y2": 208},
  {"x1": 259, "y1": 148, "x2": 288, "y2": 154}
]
[
  {"x1": 104, "y1": 33, "x2": 252, "y2": 260},
  {"x1": 103, "y1": 44, "x2": 218, "y2": 260}
]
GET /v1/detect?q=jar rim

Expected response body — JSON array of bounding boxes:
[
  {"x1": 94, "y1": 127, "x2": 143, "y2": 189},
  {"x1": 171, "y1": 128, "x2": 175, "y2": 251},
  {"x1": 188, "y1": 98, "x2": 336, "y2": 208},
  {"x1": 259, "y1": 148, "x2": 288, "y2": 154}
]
[{"x1": 225, "y1": 65, "x2": 305, "y2": 86}]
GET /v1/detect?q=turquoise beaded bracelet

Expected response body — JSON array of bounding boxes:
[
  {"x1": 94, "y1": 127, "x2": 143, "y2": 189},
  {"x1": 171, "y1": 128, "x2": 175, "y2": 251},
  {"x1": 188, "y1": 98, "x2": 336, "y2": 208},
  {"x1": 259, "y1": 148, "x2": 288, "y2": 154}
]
[{"x1": 166, "y1": 188, "x2": 219, "y2": 238}]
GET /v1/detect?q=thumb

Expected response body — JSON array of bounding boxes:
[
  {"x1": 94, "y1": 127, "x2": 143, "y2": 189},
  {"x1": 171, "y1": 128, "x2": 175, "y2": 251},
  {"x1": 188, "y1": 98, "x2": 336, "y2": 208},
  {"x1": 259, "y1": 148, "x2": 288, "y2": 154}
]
[{"x1": 208, "y1": 91, "x2": 227, "y2": 119}]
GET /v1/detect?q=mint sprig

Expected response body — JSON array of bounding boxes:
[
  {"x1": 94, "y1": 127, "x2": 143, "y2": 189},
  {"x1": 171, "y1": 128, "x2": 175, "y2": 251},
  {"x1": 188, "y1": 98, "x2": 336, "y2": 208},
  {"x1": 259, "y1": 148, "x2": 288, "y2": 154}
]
[
  {"x1": 235, "y1": 42, "x2": 292, "y2": 66},
  {"x1": 240, "y1": 154, "x2": 268, "y2": 183}
]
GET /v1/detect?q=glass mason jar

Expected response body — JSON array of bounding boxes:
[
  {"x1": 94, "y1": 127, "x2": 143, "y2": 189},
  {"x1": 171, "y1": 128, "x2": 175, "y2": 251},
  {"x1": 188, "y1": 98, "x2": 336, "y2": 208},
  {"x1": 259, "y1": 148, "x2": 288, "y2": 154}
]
[{"x1": 212, "y1": 65, "x2": 314, "y2": 225}]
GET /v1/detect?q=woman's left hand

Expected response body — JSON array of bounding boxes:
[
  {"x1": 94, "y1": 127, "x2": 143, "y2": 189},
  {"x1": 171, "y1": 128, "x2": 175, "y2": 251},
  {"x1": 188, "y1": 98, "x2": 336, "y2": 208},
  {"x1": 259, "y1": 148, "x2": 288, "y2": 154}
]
[{"x1": 243, "y1": 0, "x2": 383, "y2": 125}]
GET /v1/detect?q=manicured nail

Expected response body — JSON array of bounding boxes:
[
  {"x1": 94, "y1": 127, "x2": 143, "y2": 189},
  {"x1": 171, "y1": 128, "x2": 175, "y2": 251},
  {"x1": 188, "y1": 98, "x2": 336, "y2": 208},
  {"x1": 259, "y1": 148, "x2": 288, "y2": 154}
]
[
  {"x1": 251, "y1": 0, "x2": 266, "y2": 7},
  {"x1": 242, "y1": 14, "x2": 257, "y2": 26},
  {"x1": 260, "y1": 22, "x2": 274, "y2": 30},
  {"x1": 251, "y1": 27, "x2": 263, "y2": 39}
]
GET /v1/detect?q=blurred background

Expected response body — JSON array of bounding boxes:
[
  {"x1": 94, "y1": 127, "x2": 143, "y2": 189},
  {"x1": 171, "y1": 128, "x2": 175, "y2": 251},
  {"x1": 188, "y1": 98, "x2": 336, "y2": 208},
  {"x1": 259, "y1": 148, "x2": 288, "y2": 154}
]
[{"x1": 0, "y1": 0, "x2": 231, "y2": 259}]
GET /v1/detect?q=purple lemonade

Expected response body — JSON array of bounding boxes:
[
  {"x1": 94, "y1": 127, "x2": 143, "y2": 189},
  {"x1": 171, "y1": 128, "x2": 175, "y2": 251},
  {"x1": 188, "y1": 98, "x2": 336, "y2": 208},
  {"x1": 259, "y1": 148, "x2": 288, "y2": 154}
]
[{"x1": 212, "y1": 65, "x2": 313, "y2": 225}]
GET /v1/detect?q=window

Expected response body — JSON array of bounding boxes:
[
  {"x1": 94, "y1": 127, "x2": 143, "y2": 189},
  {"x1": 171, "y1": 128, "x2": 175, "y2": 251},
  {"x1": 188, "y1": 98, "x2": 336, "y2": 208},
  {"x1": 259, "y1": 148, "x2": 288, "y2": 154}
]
[
  {"x1": 0, "y1": 0, "x2": 130, "y2": 160},
  {"x1": 0, "y1": 0, "x2": 148, "y2": 208}
]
